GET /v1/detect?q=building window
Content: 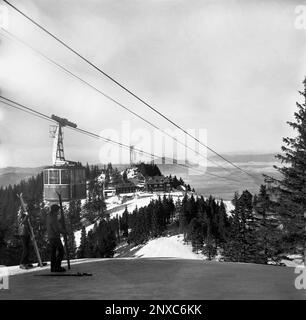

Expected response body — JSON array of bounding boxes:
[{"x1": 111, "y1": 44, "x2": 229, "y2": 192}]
[{"x1": 44, "y1": 170, "x2": 49, "y2": 184}]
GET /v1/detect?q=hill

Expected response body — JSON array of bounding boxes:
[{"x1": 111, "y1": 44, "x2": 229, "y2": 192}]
[{"x1": 0, "y1": 167, "x2": 44, "y2": 188}]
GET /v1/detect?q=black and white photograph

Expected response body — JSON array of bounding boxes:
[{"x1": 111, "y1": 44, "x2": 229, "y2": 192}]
[{"x1": 0, "y1": 0, "x2": 306, "y2": 305}]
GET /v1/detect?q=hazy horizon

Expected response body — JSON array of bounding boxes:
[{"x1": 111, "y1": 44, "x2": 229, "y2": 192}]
[{"x1": 0, "y1": 150, "x2": 280, "y2": 170}]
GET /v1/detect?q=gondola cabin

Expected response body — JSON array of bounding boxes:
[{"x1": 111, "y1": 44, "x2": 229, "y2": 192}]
[
  {"x1": 43, "y1": 165, "x2": 86, "y2": 203},
  {"x1": 43, "y1": 114, "x2": 86, "y2": 203}
]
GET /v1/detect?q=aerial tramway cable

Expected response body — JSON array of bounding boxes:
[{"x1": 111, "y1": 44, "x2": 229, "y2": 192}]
[
  {"x1": 0, "y1": 96, "x2": 243, "y2": 184},
  {"x1": 2, "y1": 0, "x2": 259, "y2": 181},
  {"x1": 0, "y1": 28, "x2": 230, "y2": 172}
]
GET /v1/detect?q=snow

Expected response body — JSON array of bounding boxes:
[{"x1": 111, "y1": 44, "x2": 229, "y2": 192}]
[
  {"x1": 120, "y1": 167, "x2": 139, "y2": 179},
  {"x1": 134, "y1": 235, "x2": 206, "y2": 260},
  {"x1": 75, "y1": 191, "x2": 234, "y2": 247},
  {"x1": 223, "y1": 200, "x2": 234, "y2": 216},
  {"x1": 74, "y1": 222, "x2": 96, "y2": 248},
  {"x1": 280, "y1": 254, "x2": 304, "y2": 268},
  {"x1": 3, "y1": 258, "x2": 106, "y2": 276},
  {"x1": 97, "y1": 173, "x2": 106, "y2": 183}
]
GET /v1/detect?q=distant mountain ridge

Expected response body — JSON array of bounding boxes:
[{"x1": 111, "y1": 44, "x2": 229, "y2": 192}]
[
  {"x1": 210, "y1": 153, "x2": 278, "y2": 164},
  {"x1": 0, "y1": 167, "x2": 44, "y2": 188},
  {"x1": 0, "y1": 153, "x2": 280, "y2": 192}
]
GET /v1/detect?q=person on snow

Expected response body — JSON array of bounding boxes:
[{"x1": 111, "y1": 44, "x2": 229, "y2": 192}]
[
  {"x1": 47, "y1": 204, "x2": 66, "y2": 272},
  {"x1": 18, "y1": 209, "x2": 33, "y2": 269}
]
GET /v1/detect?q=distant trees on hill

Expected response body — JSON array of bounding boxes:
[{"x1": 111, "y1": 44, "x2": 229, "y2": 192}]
[
  {"x1": 169, "y1": 175, "x2": 185, "y2": 189},
  {"x1": 136, "y1": 163, "x2": 162, "y2": 177}
]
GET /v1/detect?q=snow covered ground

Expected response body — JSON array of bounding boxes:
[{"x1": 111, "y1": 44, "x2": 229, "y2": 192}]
[
  {"x1": 1, "y1": 258, "x2": 112, "y2": 276},
  {"x1": 134, "y1": 235, "x2": 206, "y2": 260},
  {"x1": 132, "y1": 235, "x2": 304, "y2": 267},
  {"x1": 280, "y1": 255, "x2": 304, "y2": 268}
]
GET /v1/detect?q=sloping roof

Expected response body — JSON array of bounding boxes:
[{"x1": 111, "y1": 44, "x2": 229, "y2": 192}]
[{"x1": 115, "y1": 182, "x2": 137, "y2": 188}]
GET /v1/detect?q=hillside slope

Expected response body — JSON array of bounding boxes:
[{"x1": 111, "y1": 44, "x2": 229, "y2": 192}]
[{"x1": 0, "y1": 167, "x2": 44, "y2": 187}]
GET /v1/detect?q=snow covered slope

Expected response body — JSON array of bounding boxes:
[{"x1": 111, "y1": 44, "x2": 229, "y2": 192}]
[{"x1": 134, "y1": 235, "x2": 206, "y2": 260}]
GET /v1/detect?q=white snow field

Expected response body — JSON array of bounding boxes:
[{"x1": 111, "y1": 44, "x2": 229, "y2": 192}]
[
  {"x1": 133, "y1": 235, "x2": 304, "y2": 267},
  {"x1": 134, "y1": 235, "x2": 206, "y2": 260}
]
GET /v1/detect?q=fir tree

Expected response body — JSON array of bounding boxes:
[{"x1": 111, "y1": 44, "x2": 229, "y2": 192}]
[
  {"x1": 77, "y1": 226, "x2": 89, "y2": 258},
  {"x1": 224, "y1": 191, "x2": 261, "y2": 263},
  {"x1": 217, "y1": 200, "x2": 229, "y2": 246},
  {"x1": 268, "y1": 78, "x2": 306, "y2": 262},
  {"x1": 68, "y1": 200, "x2": 82, "y2": 231},
  {"x1": 189, "y1": 217, "x2": 204, "y2": 253},
  {"x1": 120, "y1": 206, "x2": 129, "y2": 237},
  {"x1": 96, "y1": 220, "x2": 117, "y2": 258},
  {"x1": 254, "y1": 185, "x2": 282, "y2": 263},
  {"x1": 122, "y1": 170, "x2": 128, "y2": 182}
]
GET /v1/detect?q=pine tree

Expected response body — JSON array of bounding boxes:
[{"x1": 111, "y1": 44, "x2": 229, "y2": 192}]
[
  {"x1": 96, "y1": 220, "x2": 117, "y2": 258},
  {"x1": 77, "y1": 226, "x2": 89, "y2": 258},
  {"x1": 224, "y1": 191, "x2": 261, "y2": 263},
  {"x1": 83, "y1": 180, "x2": 107, "y2": 223},
  {"x1": 68, "y1": 200, "x2": 82, "y2": 231},
  {"x1": 268, "y1": 78, "x2": 306, "y2": 262},
  {"x1": 202, "y1": 196, "x2": 217, "y2": 260},
  {"x1": 151, "y1": 206, "x2": 162, "y2": 238},
  {"x1": 215, "y1": 200, "x2": 229, "y2": 248},
  {"x1": 122, "y1": 170, "x2": 128, "y2": 182},
  {"x1": 68, "y1": 230, "x2": 77, "y2": 259},
  {"x1": 189, "y1": 218, "x2": 204, "y2": 253},
  {"x1": 254, "y1": 185, "x2": 282, "y2": 263},
  {"x1": 120, "y1": 206, "x2": 129, "y2": 237}
]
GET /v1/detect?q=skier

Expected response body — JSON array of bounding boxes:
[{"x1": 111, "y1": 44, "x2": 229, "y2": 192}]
[
  {"x1": 18, "y1": 209, "x2": 33, "y2": 269},
  {"x1": 47, "y1": 204, "x2": 66, "y2": 272}
]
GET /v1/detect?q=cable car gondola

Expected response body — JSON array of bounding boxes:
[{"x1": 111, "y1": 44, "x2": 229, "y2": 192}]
[{"x1": 43, "y1": 115, "x2": 86, "y2": 203}]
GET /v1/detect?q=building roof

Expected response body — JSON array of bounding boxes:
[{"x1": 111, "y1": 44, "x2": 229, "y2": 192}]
[{"x1": 115, "y1": 182, "x2": 137, "y2": 188}]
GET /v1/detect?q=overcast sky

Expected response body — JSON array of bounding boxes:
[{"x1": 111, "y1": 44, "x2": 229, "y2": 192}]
[{"x1": 0, "y1": 0, "x2": 305, "y2": 167}]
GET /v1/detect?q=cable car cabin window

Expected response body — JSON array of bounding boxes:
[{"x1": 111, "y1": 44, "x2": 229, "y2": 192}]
[
  {"x1": 61, "y1": 170, "x2": 70, "y2": 184},
  {"x1": 43, "y1": 170, "x2": 48, "y2": 184},
  {"x1": 49, "y1": 170, "x2": 60, "y2": 184}
]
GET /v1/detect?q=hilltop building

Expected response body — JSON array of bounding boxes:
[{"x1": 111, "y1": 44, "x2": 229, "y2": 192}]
[{"x1": 146, "y1": 176, "x2": 171, "y2": 192}]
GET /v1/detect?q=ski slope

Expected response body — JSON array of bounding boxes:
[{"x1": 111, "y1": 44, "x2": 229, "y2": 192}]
[{"x1": 134, "y1": 235, "x2": 206, "y2": 260}]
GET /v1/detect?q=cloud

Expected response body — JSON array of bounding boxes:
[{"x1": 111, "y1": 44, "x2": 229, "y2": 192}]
[{"x1": 0, "y1": 0, "x2": 305, "y2": 167}]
